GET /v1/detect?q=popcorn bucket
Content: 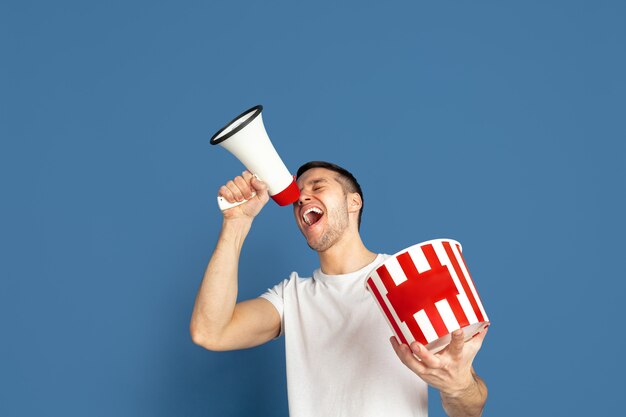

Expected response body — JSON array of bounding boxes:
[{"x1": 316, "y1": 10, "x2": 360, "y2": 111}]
[{"x1": 366, "y1": 239, "x2": 489, "y2": 353}]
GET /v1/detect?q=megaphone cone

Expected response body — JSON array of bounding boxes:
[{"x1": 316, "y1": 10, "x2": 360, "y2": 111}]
[{"x1": 210, "y1": 105, "x2": 300, "y2": 211}]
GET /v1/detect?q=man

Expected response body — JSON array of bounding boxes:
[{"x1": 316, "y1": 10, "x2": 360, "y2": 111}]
[{"x1": 190, "y1": 161, "x2": 489, "y2": 417}]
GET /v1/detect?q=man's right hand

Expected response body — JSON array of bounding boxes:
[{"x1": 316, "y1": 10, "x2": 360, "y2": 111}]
[{"x1": 218, "y1": 170, "x2": 270, "y2": 219}]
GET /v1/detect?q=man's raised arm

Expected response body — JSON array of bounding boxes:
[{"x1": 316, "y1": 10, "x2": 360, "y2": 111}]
[{"x1": 190, "y1": 171, "x2": 281, "y2": 351}]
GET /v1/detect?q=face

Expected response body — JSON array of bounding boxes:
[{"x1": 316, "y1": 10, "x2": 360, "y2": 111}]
[{"x1": 293, "y1": 168, "x2": 352, "y2": 252}]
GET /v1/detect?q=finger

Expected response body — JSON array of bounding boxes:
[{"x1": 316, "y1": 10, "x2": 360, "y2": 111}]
[
  {"x1": 241, "y1": 170, "x2": 254, "y2": 184},
  {"x1": 390, "y1": 337, "x2": 428, "y2": 375},
  {"x1": 250, "y1": 177, "x2": 269, "y2": 204},
  {"x1": 218, "y1": 185, "x2": 235, "y2": 203},
  {"x1": 250, "y1": 175, "x2": 268, "y2": 193},
  {"x1": 240, "y1": 171, "x2": 269, "y2": 202},
  {"x1": 233, "y1": 175, "x2": 253, "y2": 199},
  {"x1": 225, "y1": 180, "x2": 245, "y2": 202},
  {"x1": 446, "y1": 329, "x2": 465, "y2": 358},
  {"x1": 454, "y1": 325, "x2": 489, "y2": 363},
  {"x1": 390, "y1": 335, "x2": 399, "y2": 348},
  {"x1": 410, "y1": 341, "x2": 443, "y2": 369}
]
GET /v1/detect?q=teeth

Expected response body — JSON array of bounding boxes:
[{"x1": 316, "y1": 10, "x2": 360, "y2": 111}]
[{"x1": 302, "y1": 207, "x2": 323, "y2": 226}]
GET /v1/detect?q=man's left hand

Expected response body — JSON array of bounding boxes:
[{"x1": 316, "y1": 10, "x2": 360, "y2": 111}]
[{"x1": 390, "y1": 325, "x2": 489, "y2": 396}]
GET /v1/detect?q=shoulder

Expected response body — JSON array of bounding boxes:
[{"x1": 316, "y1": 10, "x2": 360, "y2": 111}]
[
  {"x1": 284, "y1": 270, "x2": 313, "y2": 287},
  {"x1": 369, "y1": 253, "x2": 391, "y2": 269},
  {"x1": 268, "y1": 270, "x2": 311, "y2": 290}
]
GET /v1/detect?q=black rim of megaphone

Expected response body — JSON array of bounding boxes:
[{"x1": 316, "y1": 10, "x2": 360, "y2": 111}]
[{"x1": 210, "y1": 105, "x2": 263, "y2": 145}]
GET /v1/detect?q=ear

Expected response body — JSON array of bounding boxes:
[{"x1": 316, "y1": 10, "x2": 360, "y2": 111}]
[{"x1": 347, "y1": 192, "x2": 362, "y2": 214}]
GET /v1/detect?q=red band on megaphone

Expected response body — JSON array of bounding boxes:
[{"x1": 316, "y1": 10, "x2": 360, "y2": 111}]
[{"x1": 271, "y1": 177, "x2": 300, "y2": 206}]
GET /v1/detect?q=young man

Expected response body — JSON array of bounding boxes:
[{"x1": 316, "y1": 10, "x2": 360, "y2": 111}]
[{"x1": 190, "y1": 161, "x2": 489, "y2": 417}]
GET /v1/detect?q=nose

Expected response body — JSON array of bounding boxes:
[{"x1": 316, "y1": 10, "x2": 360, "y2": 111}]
[{"x1": 297, "y1": 191, "x2": 311, "y2": 206}]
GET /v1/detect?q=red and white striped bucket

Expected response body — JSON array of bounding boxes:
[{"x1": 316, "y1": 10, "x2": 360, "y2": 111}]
[{"x1": 366, "y1": 239, "x2": 489, "y2": 353}]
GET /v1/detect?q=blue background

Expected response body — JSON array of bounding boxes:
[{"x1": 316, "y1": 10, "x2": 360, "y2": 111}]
[{"x1": 1, "y1": 1, "x2": 625, "y2": 416}]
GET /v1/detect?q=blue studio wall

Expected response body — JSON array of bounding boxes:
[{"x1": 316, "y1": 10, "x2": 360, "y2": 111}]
[{"x1": 1, "y1": 1, "x2": 625, "y2": 416}]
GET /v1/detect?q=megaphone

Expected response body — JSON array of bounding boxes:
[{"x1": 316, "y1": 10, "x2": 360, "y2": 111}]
[{"x1": 210, "y1": 105, "x2": 300, "y2": 211}]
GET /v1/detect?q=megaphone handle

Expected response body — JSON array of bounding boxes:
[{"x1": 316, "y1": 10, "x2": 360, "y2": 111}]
[{"x1": 217, "y1": 192, "x2": 257, "y2": 211}]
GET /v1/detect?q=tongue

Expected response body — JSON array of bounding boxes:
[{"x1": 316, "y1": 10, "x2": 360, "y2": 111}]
[{"x1": 306, "y1": 211, "x2": 323, "y2": 225}]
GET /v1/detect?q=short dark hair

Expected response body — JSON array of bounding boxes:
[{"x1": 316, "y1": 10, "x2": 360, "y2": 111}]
[{"x1": 296, "y1": 161, "x2": 364, "y2": 229}]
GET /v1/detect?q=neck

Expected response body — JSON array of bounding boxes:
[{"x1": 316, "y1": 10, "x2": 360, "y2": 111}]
[{"x1": 317, "y1": 232, "x2": 377, "y2": 275}]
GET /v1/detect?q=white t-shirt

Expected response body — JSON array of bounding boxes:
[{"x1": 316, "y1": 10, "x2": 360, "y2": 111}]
[{"x1": 260, "y1": 254, "x2": 428, "y2": 417}]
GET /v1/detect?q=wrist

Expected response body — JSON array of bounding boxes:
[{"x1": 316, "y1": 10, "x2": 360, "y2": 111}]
[
  {"x1": 440, "y1": 374, "x2": 478, "y2": 399},
  {"x1": 222, "y1": 215, "x2": 254, "y2": 228},
  {"x1": 221, "y1": 217, "x2": 254, "y2": 241}
]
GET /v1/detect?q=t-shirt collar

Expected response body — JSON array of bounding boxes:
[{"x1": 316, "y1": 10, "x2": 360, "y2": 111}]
[{"x1": 313, "y1": 254, "x2": 385, "y2": 283}]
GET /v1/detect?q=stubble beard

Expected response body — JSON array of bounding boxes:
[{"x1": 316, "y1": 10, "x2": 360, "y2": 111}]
[{"x1": 306, "y1": 201, "x2": 350, "y2": 252}]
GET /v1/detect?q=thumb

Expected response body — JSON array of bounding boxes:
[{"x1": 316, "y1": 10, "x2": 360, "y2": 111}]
[
  {"x1": 447, "y1": 329, "x2": 465, "y2": 357},
  {"x1": 250, "y1": 176, "x2": 269, "y2": 199}
]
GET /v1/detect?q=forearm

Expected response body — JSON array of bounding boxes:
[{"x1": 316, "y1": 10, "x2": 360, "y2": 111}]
[
  {"x1": 190, "y1": 217, "x2": 253, "y2": 344},
  {"x1": 440, "y1": 372, "x2": 488, "y2": 417}
]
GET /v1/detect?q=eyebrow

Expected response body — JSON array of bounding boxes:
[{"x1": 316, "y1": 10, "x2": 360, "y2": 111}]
[{"x1": 299, "y1": 178, "x2": 329, "y2": 191}]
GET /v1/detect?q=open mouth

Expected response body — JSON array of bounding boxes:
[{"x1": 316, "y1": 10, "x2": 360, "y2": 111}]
[{"x1": 302, "y1": 207, "x2": 324, "y2": 226}]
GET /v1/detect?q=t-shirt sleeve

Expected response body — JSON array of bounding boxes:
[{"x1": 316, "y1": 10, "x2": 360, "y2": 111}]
[{"x1": 259, "y1": 277, "x2": 290, "y2": 338}]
